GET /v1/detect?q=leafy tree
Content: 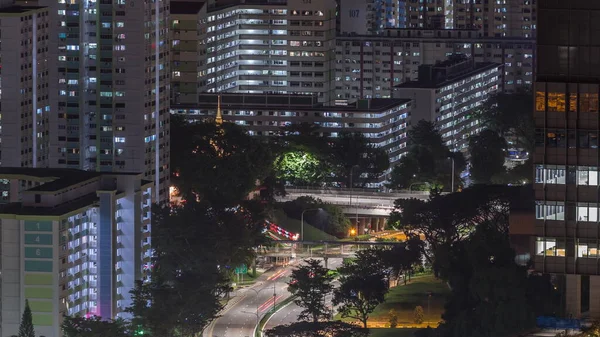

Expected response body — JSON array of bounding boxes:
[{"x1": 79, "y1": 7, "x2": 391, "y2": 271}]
[
  {"x1": 170, "y1": 119, "x2": 275, "y2": 206},
  {"x1": 288, "y1": 259, "x2": 334, "y2": 322},
  {"x1": 389, "y1": 120, "x2": 465, "y2": 191},
  {"x1": 275, "y1": 151, "x2": 329, "y2": 186},
  {"x1": 381, "y1": 235, "x2": 424, "y2": 281},
  {"x1": 389, "y1": 185, "x2": 514, "y2": 268},
  {"x1": 62, "y1": 316, "x2": 129, "y2": 337},
  {"x1": 414, "y1": 306, "x2": 425, "y2": 324},
  {"x1": 264, "y1": 321, "x2": 369, "y2": 337},
  {"x1": 437, "y1": 221, "x2": 537, "y2": 337},
  {"x1": 388, "y1": 309, "x2": 399, "y2": 328},
  {"x1": 476, "y1": 91, "x2": 534, "y2": 152},
  {"x1": 330, "y1": 132, "x2": 389, "y2": 187},
  {"x1": 129, "y1": 200, "x2": 269, "y2": 337},
  {"x1": 281, "y1": 196, "x2": 351, "y2": 238},
  {"x1": 18, "y1": 300, "x2": 34, "y2": 337},
  {"x1": 468, "y1": 129, "x2": 507, "y2": 184},
  {"x1": 333, "y1": 250, "x2": 389, "y2": 328}
]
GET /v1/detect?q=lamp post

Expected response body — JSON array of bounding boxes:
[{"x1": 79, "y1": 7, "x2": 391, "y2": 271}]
[
  {"x1": 449, "y1": 156, "x2": 455, "y2": 193},
  {"x1": 349, "y1": 164, "x2": 360, "y2": 233},
  {"x1": 301, "y1": 208, "x2": 322, "y2": 242},
  {"x1": 247, "y1": 283, "x2": 278, "y2": 328}
]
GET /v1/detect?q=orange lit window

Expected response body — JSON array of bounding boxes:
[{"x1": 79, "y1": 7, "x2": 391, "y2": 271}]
[
  {"x1": 569, "y1": 93, "x2": 577, "y2": 112},
  {"x1": 590, "y1": 93, "x2": 599, "y2": 112},
  {"x1": 535, "y1": 91, "x2": 545, "y2": 111},
  {"x1": 547, "y1": 92, "x2": 566, "y2": 112}
]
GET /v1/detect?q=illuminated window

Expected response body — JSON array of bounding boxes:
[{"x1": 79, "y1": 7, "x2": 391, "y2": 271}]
[
  {"x1": 535, "y1": 91, "x2": 545, "y2": 111},
  {"x1": 569, "y1": 93, "x2": 577, "y2": 112},
  {"x1": 536, "y1": 237, "x2": 565, "y2": 257},
  {"x1": 579, "y1": 93, "x2": 599, "y2": 112},
  {"x1": 173, "y1": 71, "x2": 180, "y2": 77},
  {"x1": 547, "y1": 92, "x2": 565, "y2": 112},
  {"x1": 577, "y1": 240, "x2": 599, "y2": 258}
]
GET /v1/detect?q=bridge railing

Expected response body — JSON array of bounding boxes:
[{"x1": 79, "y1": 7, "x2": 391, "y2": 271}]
[{"x1": 284, "y1": 186, "x2": 430, "y2": 198}]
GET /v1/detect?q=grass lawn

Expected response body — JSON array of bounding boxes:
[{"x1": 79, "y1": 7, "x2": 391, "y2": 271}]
[
  {"x1": 370, "y1": 275, "x2": 449, "y2": 326},
  {"x1": 369, "y1": 328, "x2": 421, "y2": 337},
  {"x1": 336, "y1": 275, "x2": 448, "y2": 328},
  {"x1": 271, "y1": 209, "x2": 337, "y2": 241}
]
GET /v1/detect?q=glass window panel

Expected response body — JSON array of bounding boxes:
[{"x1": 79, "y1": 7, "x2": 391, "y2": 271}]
[
  {"x1": 579, "y1": 204, "x2": 590, "y2": 221},
  {"x1": 569, "y1": 93, "x2": 578, "y2": 112},
  {"x1": 567, "y1": 166, "x2": 577, "y2": 184},
  {"x1": 580, "y1": 131, "x2": 589, "y2": 148},
  {"x1": 556, "y1": 239, "x2": 566, "y2": 257},
  {"x1": 535, "y1": 165, "x2": 544, "y2": 183},
  {"x1": 578, "y1": 241, "x2": 589, "y2": 257},
  {"x1": 537, "y1": 237, "x2": 557, "y2": 256},
  {"x1": 590, "y1": 168, "x2": 599, "y2": 186},
  {"x1": 581, "y1": 93, "x2": 591, "y2": 112},
  {"x1": 591, "y1": 132, "x2": 599, "y2": 148},
  {"x1": 578, "y1": 168, "x2": 589, "y2": 185},
  {"x1": 590, "y1": 93, "x2": 599, "y2": 112},
  {"x1": 548, "y1": 92, "x2": 566, "y2": 112},
  {"x1": 536, "y1": 91, "x2": 546, "y2": 111},
  {"x1": 569, "y1": 130, "x2": 577, "y2": 148},
  {"x1": 590, "y1": 207, "x2": 599, "y2": 222}
]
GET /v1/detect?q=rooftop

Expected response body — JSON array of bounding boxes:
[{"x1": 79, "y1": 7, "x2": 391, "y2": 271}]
[
  {"x1": 0, "y1": 5, "x2": 45, "y2": 13},
  {"x1": 0, "y1": 167, "x2": 140, "y2": 192},
  {"x1": 170, "y1": 1, "x2": 205, "y2": 15},
  {"x1": 394, "y1": 62, "x2": 501, "y2": 89},
  {"x1": 0, "y1": 192, "x2": 98, "y2": 217}
]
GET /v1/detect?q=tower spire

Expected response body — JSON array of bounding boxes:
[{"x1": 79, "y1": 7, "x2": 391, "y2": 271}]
[{"x1": 215, "y1": 95, "x2": 223, "y2": 125}]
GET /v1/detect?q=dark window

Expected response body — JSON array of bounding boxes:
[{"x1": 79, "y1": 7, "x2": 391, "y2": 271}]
[{"x1": 34, "y1": 194, "x2": 41, "y2": 203}]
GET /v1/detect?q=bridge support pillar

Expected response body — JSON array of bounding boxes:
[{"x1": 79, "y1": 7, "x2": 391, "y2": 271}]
[{"x1": 358, "y1": 218, "x2": 367, "y2": 236}]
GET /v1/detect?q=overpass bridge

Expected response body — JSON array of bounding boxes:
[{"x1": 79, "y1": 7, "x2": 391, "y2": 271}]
[
  {"x1": 258, "y1": 240, "x2": 405, "y2": 267},
  {"x1": 275, "y1": 187, "x2": 431, "y2": 233}
]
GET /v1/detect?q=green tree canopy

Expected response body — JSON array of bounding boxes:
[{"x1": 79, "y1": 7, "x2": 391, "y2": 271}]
[
  {"x1": 275, "y1": 151, "x2": 329, "y2": 186},
  {"x1": 18, "y1": 300, "x2": 34, "y2": 337},
  {"x1": 389, "y1": 120, "x2": 465, "y2": 191},
  {"x1": 281, "y1": 196, "x2": 351, "y2": 238},
  {"x1": 170, "y1": 117, "x2": 275, "y2": 206},
  {"x1": 61, "y1": 316, "x2": 129, "y2": 337},
  {"x1": 476, "y1": 91, "x2": 534, "y2": 152},
  {"x1": 468, "y1": 129, "x2": 507, "y2": 184},
  {"x1": 288, "y1": 259, "x2": 334, "y2": 322},
  {"x1": 330, "y1": 132, "x2": 389, "y2": 187},
  {"x1": 333, "y1": 249, "x2": 389, "y2": 328}
]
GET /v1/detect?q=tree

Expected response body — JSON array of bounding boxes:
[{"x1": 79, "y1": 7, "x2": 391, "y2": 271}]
[
  {"x1": 414, "y1": 306, "x2": 425, "y2": 324},
  {"x1": 388, "y1": 309, "x2": 399, "y2": 328},
  {"x1": 330, "y1": 132, "x2": 389, "y2": 187},
  {"x1": 170, "y1": 119, "x2": 275, "y2": 206},
  {"x1": 275, "y1": 150, "x2": 329, "y2": 186},
  {"x1": 18, "y1": 300, "x2": 34, "y2": 337},
  {"x1": 264, "y1": 321, "x2": 369, "y2": 337},
  {"x1": 288, "y1": 259, "x2": 335, "y2": 322},
  {"x1": 381, "y1": 235, "x2": 424, "y2": 281},
  {"x1": 281, "y1": 196, "x2": 350, "y2": 238},
  {"x1": 389, "y1": 120, "x2": 465, "y2": 191},
  {"x1": 468, "y1": 129, "x2": 507, "y2": 184},
  {"x1": 389, "y1": 185, "x2": 514, "y2": 269},
  {"x1": 62, "y1": 316, "x2": 129, "y2": 337},
  {"x1": 476, "y1": 91, "x2": 534, "y2": 152},
  {"x1": 129, "y1": 199, "x2": 269, "y2": 337},
  {"x1": 334, "y1": 250, "x2": 389, "y2": 328}
]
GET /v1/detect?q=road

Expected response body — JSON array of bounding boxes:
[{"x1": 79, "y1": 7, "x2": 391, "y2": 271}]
[
  {"x1": 207, "y1": 258, "x2": 344, "y2": 337},
  {"x1": 207, "y1": 267, "x2": 292, "y2": 337},
  {"x1": 263, "y1": 258, "x2": 344, "y2": 331}
]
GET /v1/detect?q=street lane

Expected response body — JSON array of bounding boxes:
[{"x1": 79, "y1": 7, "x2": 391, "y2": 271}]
[
  {"x1": 208, "y1": 266, "x2": 294, "y2": 337},
  {"x1": 264, "y1": 258, "x2": 343, "y2": 331}
]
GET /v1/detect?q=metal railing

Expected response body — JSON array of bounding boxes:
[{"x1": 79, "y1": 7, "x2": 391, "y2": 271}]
[{"x1": 284, "y1": 186, "x2": 430, "y2": 197}]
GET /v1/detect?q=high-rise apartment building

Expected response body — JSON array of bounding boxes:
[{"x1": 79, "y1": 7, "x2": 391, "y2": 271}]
[
  {"x1": 393, "y1": 55, "x2": 501, "y2": 152},
  {"x1": 341, "y1": 0, "x2": 536, "y2": 38},
  {"x1": 335, "y1": 29, "x2": 533, "y2": 101},
  {"x1": 534, "y1": 0, "x2": 600, "y2": 319},
  {"x1": 0, "y1": 168, "x2": 152, "y2": 337},
  {"x1": 37, "y1": 0, "x2": 170, "y2": 201},
  {"x1": 0, "y1": 5, "x2": 51, "y2": 169},
  {"x1": 196, "y1": 0, "x2": 337, "y2": 104}
]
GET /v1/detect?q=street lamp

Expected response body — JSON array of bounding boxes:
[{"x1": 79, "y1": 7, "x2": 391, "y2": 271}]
[
  {"x1": 448, "y1": 156, "x2": 455, "y2": 193},
  {"x1": 246, "y1": 284, "x2": 277, "y2": 328},
  {"x1": 301, "y1": 208, "x2": 322, "y2": 242},
  {"x1": 349, "y1": 164, "x2": 360, "y2": 207}
]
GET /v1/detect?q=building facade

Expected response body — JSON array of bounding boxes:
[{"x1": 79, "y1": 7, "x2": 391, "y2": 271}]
[
  {"x1": 0, "y1": 168, "x2": 152, "y2": 337},
  {"x1": 393, "y1": 55, "x2": 501, "y2": 152},
  {"x1": 171, "y1": 93, "x2": 411, "y2": 166},
  {"x1": 37, "y1": 0, "x2": 170, "y2": 201},
  {"x1": 533, "y1": 0, "x2": 600, "y2": 319},
  {"x1": 0, "y1": 5, "x2": 51, "y2": 169},
  {"x1": 181, "y1": 0, "x2": 338, "y2": 105},
  {"x1": 335, "y1": 29, "x2": 533, "y2": 102}
]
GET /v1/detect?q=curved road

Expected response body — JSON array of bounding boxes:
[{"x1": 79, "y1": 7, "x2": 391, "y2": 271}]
[
  {"x1": 264, "y1": 258, "x2": 343, "y2": 331},
  {"x1": 207, "y1": 258, "x2": 344, "y2": 337}
]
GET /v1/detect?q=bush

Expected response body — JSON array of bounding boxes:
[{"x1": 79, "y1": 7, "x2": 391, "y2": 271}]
[{"x1": 414, "y1": 306, "x2": 425, "y2": 324}]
